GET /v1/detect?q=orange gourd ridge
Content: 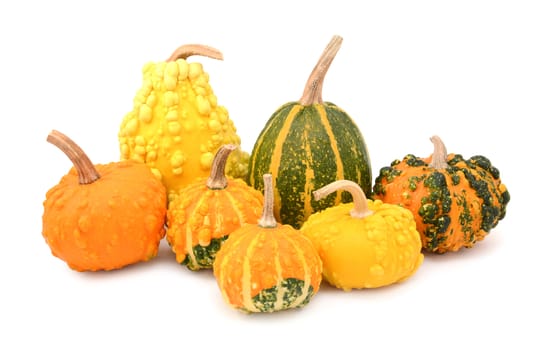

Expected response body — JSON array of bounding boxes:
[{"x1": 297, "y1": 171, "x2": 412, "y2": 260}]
[
  {"x1": 213, "y1": 174, "x2": 322, "y2": 313},
  {"x1": 301, "y1": 180, "x2": 423, "y2": 291},
  {"x1": 42, "y1": 130, "x2": 167, "y2": 271},
  {"x1": 166, "y1": 144, "x2": 264, "y2": 270},
  {"x1": 373, "y1": 135, "x2": 510, "y2": 253}
]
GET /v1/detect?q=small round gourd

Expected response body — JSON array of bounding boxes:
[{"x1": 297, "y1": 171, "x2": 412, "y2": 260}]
[
  {"x1": 118, "y1": 44, "x2": 249, "y2": 202},
  {"x1": 301, "y1": 180, "x2": 423, "y2": 291},
  {"x1": 213, "y1": 174, "x2": 322, "y2": 313},
  {"x1": 42, "y1": 130, "x2": 167, "y2": 271},
  {"x1": 247, "y1": 35, "x2": 372, "y2": 229},
  {"x1": 373, "y1": 135, "x2": 510, "y2": 253},
  {"x1": 166, "y1": 144, "x2": 264, "y2": 270}
]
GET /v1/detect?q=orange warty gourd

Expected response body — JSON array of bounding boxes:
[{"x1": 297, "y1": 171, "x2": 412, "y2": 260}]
[
  {"x1": 213, "y1": 174, "x2": 322, "y2": 313},
  {"x1": 42, "y1": 130, "x2": 167, "y2": 271},
  {"x1": 373, "y1": 135, "x2": 510, "y2": 253},
  {"x1": 166, "y1": 144, "x2": 264, "y2": 271}
]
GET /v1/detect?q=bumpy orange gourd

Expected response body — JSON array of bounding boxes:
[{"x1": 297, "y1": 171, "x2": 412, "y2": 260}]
[
  {"x1": 42, "y1": 130, "x2": 167, "y2": 271},
  {"x1": 213, "y1": 174, "x2": 322, "y2": 313},
  {"x1": 373, "y1": 135, "x2": 510, "y2": 253},
  {"x1": 167, "y1": 144, "x2": 264, "y2": 270}
]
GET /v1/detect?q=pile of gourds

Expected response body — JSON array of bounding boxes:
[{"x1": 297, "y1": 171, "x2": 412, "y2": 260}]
[{"x1": 42, "y1": 35, "x2": 510, "y2": 313}]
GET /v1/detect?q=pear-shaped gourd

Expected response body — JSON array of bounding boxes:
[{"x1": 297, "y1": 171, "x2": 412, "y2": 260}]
[
  {"x1": 119, "y1": 44, "x2": 249, "y2": 201},
  {"x1": 247, "y1": 35, "x2": 372, "y2": 229},
  {"x1": 301, "y1": 180, "x2": 423, "y2": 291}
]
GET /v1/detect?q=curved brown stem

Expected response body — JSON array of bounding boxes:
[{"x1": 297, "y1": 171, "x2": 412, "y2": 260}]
[
  {"x1": 313, "y1": 179, "x2": 373, "y2": 219},
  {"x1": 47, "y1": 130, "x2": 100, "y2": 185},
  {"x1": 258, "y1": 174, "x2": 278, "y2": 228},
  {"x1": 166, "y1": 44, "x2": 224, "y2": 62},
  {"x1": 299, "y1": 35, "x2": 343, "y2": 106},
  {"x1": 206, "y1": 144, "x2": 237, "y2": 189},
  {"x1": 429, "y1": 135, "x2": 449, "y2": 170}
]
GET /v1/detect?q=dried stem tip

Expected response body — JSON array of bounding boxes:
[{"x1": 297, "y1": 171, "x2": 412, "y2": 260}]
[
  {"x1": 46, "y1": 130, "x2": 100, "y2": 185},
  {"x1": 258, "y1": 174, "x2": 278, "y2": 228},
  {"x1": 313, "y1": 179, "x2": 373, "y2": 219},
  {"x1": 429, "y1": 135, "x2": 449, "y2": 170},
  {"x1": 206, "y1": 144, "x2": 237, "y2": 190},
  {"x1": 299, "y1": 35, "x2": 343, "y2": 106},
  {"x1": 167, "y1": 44, "x2": 224, "y2": 62}
]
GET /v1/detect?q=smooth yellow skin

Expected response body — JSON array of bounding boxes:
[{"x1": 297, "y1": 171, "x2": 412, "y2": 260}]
[
  {"x1": 301, "y1": 199, "x2": 423, "y2": 291},
  {"x1": 119, "y1": 60, "x2": 248, "y2": 200}
]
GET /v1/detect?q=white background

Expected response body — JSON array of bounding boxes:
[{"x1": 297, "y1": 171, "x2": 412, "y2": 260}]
[{"x1": 1, "y1": 1, "x2": 541, "y2": 349}]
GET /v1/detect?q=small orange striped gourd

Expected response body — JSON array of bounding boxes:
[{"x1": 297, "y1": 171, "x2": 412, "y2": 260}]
[
  {"x1": 166, "y1": 144, "x2": 264, "y2": 270},
  {"x1": 213, "y1": 174, "x2": 322, "y2": 313}
]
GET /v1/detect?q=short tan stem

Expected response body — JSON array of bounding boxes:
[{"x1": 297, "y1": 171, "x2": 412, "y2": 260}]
[
  {"x1": 313, "y1": 180, "x2": 373, "y2": 219},
  {"x1": 166, "y1": 44, "x2": 224, "y2": 62},
  {"x1": 258, "y1": 174, "x2": 278, "y2": 228},
  {"x1": 206, "y1": 144, "x2": 237, "y2": 189},
  {"x1": 47, "y1": 130, "x2": 100, "y2": 185},
  {"x1": 429, "y1": 135, "x2": 449, "y2": 169},
  {"x1": 299, "y1": 35, "x2": 343, "y2": 106}
]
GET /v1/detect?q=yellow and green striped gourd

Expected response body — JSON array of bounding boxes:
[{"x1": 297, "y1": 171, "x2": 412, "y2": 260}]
[{"x1": 247, "y1": 35, "x2": 372, "y2": 229}]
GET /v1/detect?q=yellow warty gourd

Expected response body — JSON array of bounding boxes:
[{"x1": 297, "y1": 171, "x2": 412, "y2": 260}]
[
  {"x1": 119, "y1": 44, "x2": 248, "y2": 200},
  {"x1": 301, "y1": 180, "x2": 424, "y2": 291}
]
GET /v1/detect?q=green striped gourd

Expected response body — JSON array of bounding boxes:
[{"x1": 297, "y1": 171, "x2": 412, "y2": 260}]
[{"x1": 247, "y1": 35, "x2": 372, "y2": 229}]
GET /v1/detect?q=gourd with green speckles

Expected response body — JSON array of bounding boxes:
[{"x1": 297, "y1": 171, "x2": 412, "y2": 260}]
[
  {"x1": 119, "y1": 44, "x2": 249, "y2": 201},
  {"x1": 213, "y1": 174, "x2": 322, "y2": 313},
  {"x1": 166, "y1": 144, "x2": 264, "y2": 270},
  {"x1": 301, "y1": 180, "x2": 423, "y2": 291},
  {"x1": 373, "y1": 135, "x2": 510, "y2": 253},
  {"x1": 247, "y1": 35, "x2": 372, "y2": 229}
]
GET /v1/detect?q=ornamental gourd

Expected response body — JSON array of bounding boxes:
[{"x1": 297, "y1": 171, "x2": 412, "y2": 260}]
[
  {"x1": 301, "y1": 180, "x2": 423, "y2": 291},
  {"x1": 213, "y1": 174, "x2": 322, "y2": 313},
  {"x1": 119, "y1": 44, "x2": 249, "y2": 201},
  {"x1": 247, "y1": 35, "x2": 372, "y2": 229},
  {"x1": 42, "y1": 130, "x2": 167, "y2": 271},
  {"x1": 166, "y1": 144, "x2": 264, "y2": 270},
  {"x1": 373, "y1": 135, "x2": 510, "y2": 253}
]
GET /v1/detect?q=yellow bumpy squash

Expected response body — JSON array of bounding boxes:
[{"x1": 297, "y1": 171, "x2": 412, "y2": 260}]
[
  {"x1": 119, "y1": 44, "x2": 248, "y2": 200},
  {"x1": 301, "y1": 180, "x2": 423, "y2": 291}
]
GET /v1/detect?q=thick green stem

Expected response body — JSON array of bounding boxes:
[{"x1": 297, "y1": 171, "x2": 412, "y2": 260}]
[
  {"x1": 258, "y1": 174, "x2": 278, "y2": 228},
  {"x1": 166, "y1": 44, "x2": 224, "y2": 62},
  {"x1": 299, "y1": 35, "x2": 343, "y2": 106},
  {"x1": 206, "y1": 144, "x2": 237, "y2": 189},
  {"x1": 47, "y1": 130, "x2": 100, "y2": 185},
  {"x1": 313, "y1": 179, "x2": 373, "y2": 219},
  {"x1": 429, "y1": 135, "x2": 449, "y2": 170}
]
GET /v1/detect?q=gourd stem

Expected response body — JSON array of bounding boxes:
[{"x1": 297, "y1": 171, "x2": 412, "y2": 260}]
[
  {"x1": 313, "y1": 180, "x2": 373, "y2": 219},
  {"x1": 258, "y1": 174, "x2": 278, "y2": 228},
  {"x1": 299, "y1": 35, "x2": 343, "y2": 106},
  {"x1": 429, "y1": 135, "x2": 449, "y2": 170},
  {"x1": 46, "y1": 130, "x2": 100, "y2": 185},
  {"x1": 206, "y1": 144, "x2": 237, "y2": 189},
  {"x1": 166, "y1": 44, "x2": 224, "y2": 62}
]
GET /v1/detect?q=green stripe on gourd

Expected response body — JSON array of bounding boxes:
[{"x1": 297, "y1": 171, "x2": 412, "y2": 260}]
[
  {"x1": 248, "y1": 278, "x2": 315, "y2": 313},
  {"x1": 247, "y1": 35, "x2": 372, "y2": 229}
]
